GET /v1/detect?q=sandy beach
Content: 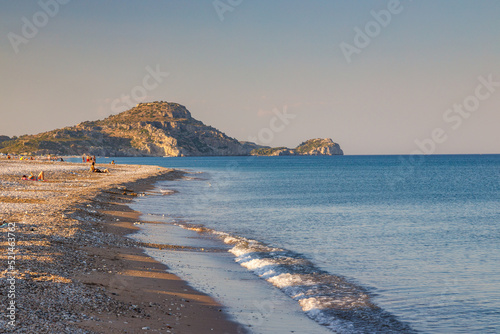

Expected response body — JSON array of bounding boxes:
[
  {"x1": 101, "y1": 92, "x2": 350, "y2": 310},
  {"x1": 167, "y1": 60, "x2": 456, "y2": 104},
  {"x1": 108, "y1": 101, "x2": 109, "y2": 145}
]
[{"x1": 0, "y1": 159, "x2": 244, "y2": 333}]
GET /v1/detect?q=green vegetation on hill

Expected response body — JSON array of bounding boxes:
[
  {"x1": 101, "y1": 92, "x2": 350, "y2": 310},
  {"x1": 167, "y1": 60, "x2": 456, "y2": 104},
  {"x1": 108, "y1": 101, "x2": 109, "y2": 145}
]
[
  {"x1": 0, "y1": 102, "x2": 343, "y2": 156},
  {"x1": 295, "y1": 139, "x2": 335, "y2": 154},
  {"x1": 0, "y1": 102, "x2": 249, "y2": 157},
  {"x1": 249, "y1": 138, "x2": 343, "y2": 156},
  {"x1": 250, "y1": 147, "x2": 289, "y2": 156}
]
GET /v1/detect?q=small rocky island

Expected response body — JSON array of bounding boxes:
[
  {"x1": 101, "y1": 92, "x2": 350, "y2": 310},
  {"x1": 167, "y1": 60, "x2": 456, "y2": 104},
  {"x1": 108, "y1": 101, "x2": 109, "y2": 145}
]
[
  {"x1": 0, "y1": 102, "x2": 343, "y2": 157},
  {"x1": 251, "y1": 138, "x2": 343, "y2": 156}
]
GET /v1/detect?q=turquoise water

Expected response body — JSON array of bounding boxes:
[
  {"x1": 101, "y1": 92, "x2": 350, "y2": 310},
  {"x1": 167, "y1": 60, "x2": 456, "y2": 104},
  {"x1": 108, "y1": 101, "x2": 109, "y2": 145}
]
[{"x1": 88, "y1": 155, "x2": 499, "y2": 333}]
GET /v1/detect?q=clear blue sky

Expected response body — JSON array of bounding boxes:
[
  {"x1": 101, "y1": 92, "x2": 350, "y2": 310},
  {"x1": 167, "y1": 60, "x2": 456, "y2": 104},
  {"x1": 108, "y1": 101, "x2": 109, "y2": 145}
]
[{"x1": 1, "y1": 0, "x2": 499, "y2": 154}]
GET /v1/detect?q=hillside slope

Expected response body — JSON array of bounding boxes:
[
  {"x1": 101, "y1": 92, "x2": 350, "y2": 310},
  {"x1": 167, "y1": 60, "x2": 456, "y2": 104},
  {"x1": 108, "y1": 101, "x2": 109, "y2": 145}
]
[
  {"x1": 0, "y1": 102, "x2": 250, "y2": 156},
  {"x1": 0, "y1": 102, "x2": 343, "y2": 157}
]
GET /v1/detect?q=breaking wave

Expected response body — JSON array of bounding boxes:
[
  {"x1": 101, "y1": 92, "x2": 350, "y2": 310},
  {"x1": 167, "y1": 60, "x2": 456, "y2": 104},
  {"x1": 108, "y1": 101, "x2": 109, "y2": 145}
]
[{"x1": 177, "y1": 223, "x2": 416, "y2": 333}]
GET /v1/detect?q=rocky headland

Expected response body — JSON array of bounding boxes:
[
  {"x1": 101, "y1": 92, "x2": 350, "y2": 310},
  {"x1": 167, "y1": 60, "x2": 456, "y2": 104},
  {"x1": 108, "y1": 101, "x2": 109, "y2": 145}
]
[
  {"x1": 0, "y1": 102, "x2": 343, "y2": 157},
  {"x1": 251, "y1": 138, "x2": 343, "y2": 156}
]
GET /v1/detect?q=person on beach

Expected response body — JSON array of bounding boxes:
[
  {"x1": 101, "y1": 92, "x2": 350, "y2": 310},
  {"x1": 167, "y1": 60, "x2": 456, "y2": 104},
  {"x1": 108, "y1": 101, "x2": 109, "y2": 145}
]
[
  {"x1": 22, "y1": 171, "x2": 45, "y2": 181},
  {"x1": 90, "y1": 162, "x2": 109, "y2": 173}
]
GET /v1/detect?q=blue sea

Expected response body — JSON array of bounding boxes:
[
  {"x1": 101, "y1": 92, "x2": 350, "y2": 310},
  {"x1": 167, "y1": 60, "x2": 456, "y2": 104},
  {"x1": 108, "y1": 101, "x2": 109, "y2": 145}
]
[{"x1": 85, "y1": 155, "x2": 500, "y2": 333}]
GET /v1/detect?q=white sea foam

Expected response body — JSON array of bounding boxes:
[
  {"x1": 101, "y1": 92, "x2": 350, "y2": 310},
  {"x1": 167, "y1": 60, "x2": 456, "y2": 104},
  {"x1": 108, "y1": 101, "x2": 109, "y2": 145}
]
[
  {"x1": 221, "y1": 235, "x2": 240, "y2": 245},
  {"x1": 268, "y1": 273, "x2": 315, "y2": 288},
  {"x1": 172, "y1": 222, "x2": 417, "y2": 334}
]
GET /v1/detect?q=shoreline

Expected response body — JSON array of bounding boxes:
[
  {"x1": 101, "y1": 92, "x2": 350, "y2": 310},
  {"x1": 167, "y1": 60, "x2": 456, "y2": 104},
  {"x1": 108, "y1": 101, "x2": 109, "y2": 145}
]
[{"x1": 0, "y1": 160, "x2": 244, "y2": 333}]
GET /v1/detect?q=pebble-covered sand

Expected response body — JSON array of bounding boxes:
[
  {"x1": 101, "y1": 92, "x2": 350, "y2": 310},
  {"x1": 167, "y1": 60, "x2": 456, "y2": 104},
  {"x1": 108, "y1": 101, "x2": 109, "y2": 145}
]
[{"x1": 0, "y1": 159, "x2": 175, "y2": 333}]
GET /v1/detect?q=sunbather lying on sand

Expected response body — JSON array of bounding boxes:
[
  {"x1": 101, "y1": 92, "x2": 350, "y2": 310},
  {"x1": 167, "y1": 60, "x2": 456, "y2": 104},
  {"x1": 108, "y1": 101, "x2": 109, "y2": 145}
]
[
  {"x1": 90, "y1": 162, "x2": 109, "y2": 173},
  {"x1": 22, "y1": 171, "x2": 45, "y2": 181}
]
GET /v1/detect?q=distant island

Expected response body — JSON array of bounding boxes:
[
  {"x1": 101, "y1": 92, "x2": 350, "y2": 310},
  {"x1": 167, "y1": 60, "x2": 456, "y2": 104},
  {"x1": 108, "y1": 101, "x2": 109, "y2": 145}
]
[
  {"x1": 0, "y1": 102, "x2": 343, "y2": 157},
  {"x1": 251, "y1": 138, "x2": 343, "y2": 156}
]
